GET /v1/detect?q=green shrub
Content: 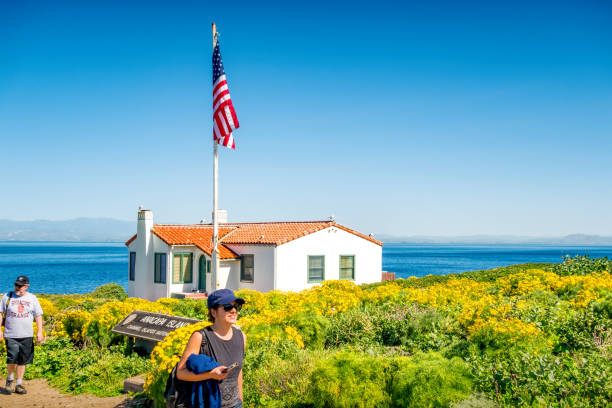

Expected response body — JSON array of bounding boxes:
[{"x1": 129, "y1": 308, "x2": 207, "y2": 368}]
[
  {"x1": 90, "y1": 283, "x2": 127, "y2": 300},
  {"x1": 51, "y1": 296, "x2": 83, "y2": 311},
  {"x1": 592, "y1": 291, "x2": 612, "y2": 319},
  {"x1": 469, "y1": 350, "x2": 612, "y2": 407},
  {"x1": 391, "y1": 352, "x2": 473, "y2": 408},
  {"x1": 243, "y1": 345, "x2": 317, "y2": 408},
  {"x1": 287, "y1": 313, "x2": 330, "y2": 349},
  {"x1": 85, "y1": 319, "x2": 117, "y2": 348},
  {"x1": 553, "y1": 255, "x2": 612, "y2": 277},
  {"x1": 308, "y1": 352, "x2": 392, "y2": 408},
  {"x1": 164, "y1": 298, "x2": 208, "y2": 320},
  {"x1": 366, "y1": 263, "x2": 554, "y2": 291},
  {"x1": 245, "y1": 330, "x2": 303, "y2": 371},
  {"x1": 548, "y1": 308, "x2": 606, "y2": 353},
  {"x1": 371, "y1": 304, "x2": 461, "y2": 353},
  {"x1": 3, "y1": 338, "x2": 151, "y2": 397},
  {"x1": 325, "y1": 307, "x2": 377, "y2": 349}
]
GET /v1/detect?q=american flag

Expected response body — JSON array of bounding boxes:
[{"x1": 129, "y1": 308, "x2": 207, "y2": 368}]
[{"x1": 212, "y1": 39, "x2": 239, "y2": 149}]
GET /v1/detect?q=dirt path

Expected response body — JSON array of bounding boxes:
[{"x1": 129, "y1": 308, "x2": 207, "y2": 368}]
[{"x1": 0, "y1": 378, "x2": 140, "y2": 408}]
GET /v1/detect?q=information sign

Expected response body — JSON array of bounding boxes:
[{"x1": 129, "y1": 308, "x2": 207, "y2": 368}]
[{"x1": 112, "y1": 310, "x2": 201, "y2": 342}]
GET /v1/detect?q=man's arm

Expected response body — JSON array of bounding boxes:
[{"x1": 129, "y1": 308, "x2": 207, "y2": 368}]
[
  {"x1": 35, "y1": 315, "x2": 44, "y2": 343},
  {"x1": 33, "y1": 296, "x2": 44, "y2": 343}
]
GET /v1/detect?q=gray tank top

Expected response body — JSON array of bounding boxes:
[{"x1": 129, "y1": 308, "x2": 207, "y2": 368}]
[{"x1": 200, "y1": 326, "x2": 244, "y2": 408}]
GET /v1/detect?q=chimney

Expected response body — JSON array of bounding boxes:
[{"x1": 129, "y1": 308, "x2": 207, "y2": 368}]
[
  {"x1": 137, "y1": 209, "x2": 153, "y2": 250},
  {"x1": 212, "y1": 209, "x2": 228, "y2": 224}
]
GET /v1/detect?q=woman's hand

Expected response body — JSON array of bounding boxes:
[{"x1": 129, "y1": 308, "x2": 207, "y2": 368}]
[{"x1": 209, "y1": 366, "x2": 229, "y2": 381}]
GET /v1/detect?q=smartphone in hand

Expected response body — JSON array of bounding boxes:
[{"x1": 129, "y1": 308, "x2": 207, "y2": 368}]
[{"x1": 222, "y1": 362, "x2": 239, "y2": 374}]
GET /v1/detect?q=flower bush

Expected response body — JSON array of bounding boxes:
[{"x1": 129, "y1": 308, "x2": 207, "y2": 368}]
[
  {"x1": 38, "y1": 297, "x2": 59, "y2": 320},
  {"x1": 52, "y1": 309, "x2": 92, "y2": 344},
  {"x1": 0, "y1": 255, "x2": 609, "y2": 407},
  {"x1": 85, "y1": 298, "x2": 172, "y2": 346}
]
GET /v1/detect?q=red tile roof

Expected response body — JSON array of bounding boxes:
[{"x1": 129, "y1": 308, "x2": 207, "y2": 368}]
[
  {"x1": 221, "y1": 221, "x2": 335, "y2": 245},
  {"x1": 124, "y1": 221, "x2": 382, "y2": 255},
  {"x1": 152, "y1": 225, "x2": 239, "y2": 259},
  {"x1": 125, "y1": 234, "x2": 137, "y2": 247}
]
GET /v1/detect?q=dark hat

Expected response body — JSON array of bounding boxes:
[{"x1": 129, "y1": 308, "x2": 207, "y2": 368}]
[
  {"x1": 207, "y1": 289, "x2": 245, "y2": 309},
  {"x1": 15, "y1": 276, "x2": 29, "y2": 286}
]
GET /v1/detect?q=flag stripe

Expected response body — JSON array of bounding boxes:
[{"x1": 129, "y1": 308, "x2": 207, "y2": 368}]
[
  {"x1": 229, "y1": 102, "x2": 239, "y2": 129},
  {"x1": 213, "y1": 75, "x2": 227, "y2": 91},
  {"x1": 224, "y1": 105, "x2": 236, "y2": 130},
  {"x1": 213, "y1": 82, "x2": 228, "y2": 99},
  {"x1": 213, "y1": 94, "x2": 232, "y2": 114},
  {"x1": 218, "y1": 111, "x2": 230, "y2": 135},
  {"x1": 213, "y1": 87, "x2": 229, "y2": 106}
]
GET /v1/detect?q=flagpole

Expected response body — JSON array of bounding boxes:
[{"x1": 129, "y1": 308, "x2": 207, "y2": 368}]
[{"x1": 211, "y1": 22, "x2": 220, "y2": 292}]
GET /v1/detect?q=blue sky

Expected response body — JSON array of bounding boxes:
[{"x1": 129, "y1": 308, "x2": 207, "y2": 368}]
[{"x1": 1, "y1": 0, "x2": 611, "y2": 236}]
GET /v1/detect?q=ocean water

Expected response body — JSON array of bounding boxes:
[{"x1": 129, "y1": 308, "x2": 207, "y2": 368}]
[
  {"x1": 0, "y1": 242, "x2": 126, "y2": 294},
  {"x1": 383, "y1": 243, "x2": 612, "y2": 279},
  {"x1": 0, "y1": 242, "x2": 611, "y2": 294}
]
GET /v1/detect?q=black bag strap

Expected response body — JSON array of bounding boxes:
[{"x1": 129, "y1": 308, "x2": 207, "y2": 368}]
[
  {"x1": 2, "y1": 292, "x2": 13, "y2": 327},
  {"x1": 6, "y1": 291, "x2": 14, "y2": 306},
  {"x1": 198, "y1": 327, "x2": 215, "y2": 359}
]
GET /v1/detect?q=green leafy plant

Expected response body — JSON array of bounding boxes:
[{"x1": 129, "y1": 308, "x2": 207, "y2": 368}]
[
  {"x1": 325, "y1": 307, "x2": 377, "y2": 349},
  {"x1": 307, "y1": 352, "x2": 393, "y2": 408},
  {"x1": 469, "y1": 349, "x2": 612, "y2": 407},
  {"x1": 0, "y1": 338, "x2": 152, "y2": 397},
  {"x1": 391, "y1": 352, "x2": 473, "y2": 408},
  {"x1": 287, "y1": 313, "x2": 330, "y2": 349},
  {"x1": 553, "y1": 255, "x2": 612, "y2": 277},
  {"x1": 90, "y1": 283, "x2": 128, "y2": 300}
]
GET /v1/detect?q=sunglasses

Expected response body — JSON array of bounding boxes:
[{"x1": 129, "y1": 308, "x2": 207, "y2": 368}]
[{"x1": 220, "y1": 303, "x2": 242, "y2": 312}]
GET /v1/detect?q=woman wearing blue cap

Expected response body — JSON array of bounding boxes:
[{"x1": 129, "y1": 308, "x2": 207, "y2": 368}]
[{"x1": 176, "y1": 289, "x2": 246, "y2": 408}]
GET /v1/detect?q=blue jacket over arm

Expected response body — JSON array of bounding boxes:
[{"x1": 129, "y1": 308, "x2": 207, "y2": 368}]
[{"x1": 186, "y1": 353, "x2": 221, "y2": 408}]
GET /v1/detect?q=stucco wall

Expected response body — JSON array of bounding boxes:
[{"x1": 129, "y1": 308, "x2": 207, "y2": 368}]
[
  {"x1": 128, "y1": 234, "x2": 173, "y2": 301},
  {"x1": 217, "y1": 260, "x2": 240, "y2": 291},
  {"x1": 275, "y1": 226, "x2": 382, "y2": 291},
  {"x1": 126, "y1": 240, "x2": 138, "y2": 297},
  {"x1": 224, "y1": 244, "x2": 276, "y2": 292}
]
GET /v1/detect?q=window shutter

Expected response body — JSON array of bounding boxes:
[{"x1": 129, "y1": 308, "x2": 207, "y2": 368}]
[
  {"x1": 160, "y1": 254, "x2": 167, "y2": 283},
  {"x1": 129, "y1": 252, "x2": 136, "y2": 281},
  {"x1": 173, "y1": 255, "x2": 182, "y2": 283},
  {"x1": 183, "y1": 254, "x2": 192, "y2": 282}
]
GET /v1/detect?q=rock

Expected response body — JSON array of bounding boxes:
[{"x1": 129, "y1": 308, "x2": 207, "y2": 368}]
[{"x1": 123, "y1": 375, "x2": 145, "y2": 393}]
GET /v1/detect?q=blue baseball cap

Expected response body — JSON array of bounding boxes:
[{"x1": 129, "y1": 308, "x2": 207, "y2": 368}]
[{"x1": 207, "y1": 289, "x2": 245, "y2": 309}]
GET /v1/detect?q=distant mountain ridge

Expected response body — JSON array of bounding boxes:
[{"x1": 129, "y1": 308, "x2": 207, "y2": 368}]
[
  {"x1": 0, "y1": 218, "x2": 133, "y2": 242},
  {"x1": 0, "y1": 218, "x2": 611, "y2": 244}
]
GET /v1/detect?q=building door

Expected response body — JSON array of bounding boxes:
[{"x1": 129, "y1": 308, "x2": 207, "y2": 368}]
[{"x1": 198, "y1": 255, "x2": 207, "y2": 292}]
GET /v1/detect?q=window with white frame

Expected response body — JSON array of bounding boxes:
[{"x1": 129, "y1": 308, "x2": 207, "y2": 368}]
[{"x1": 241, "y1": 255, "x2": 254, "y2": 282}]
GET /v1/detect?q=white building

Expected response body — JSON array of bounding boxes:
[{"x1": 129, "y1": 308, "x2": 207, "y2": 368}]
[{"x1": 125, "y1": 209, "x2": 383, "y2": 301}]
